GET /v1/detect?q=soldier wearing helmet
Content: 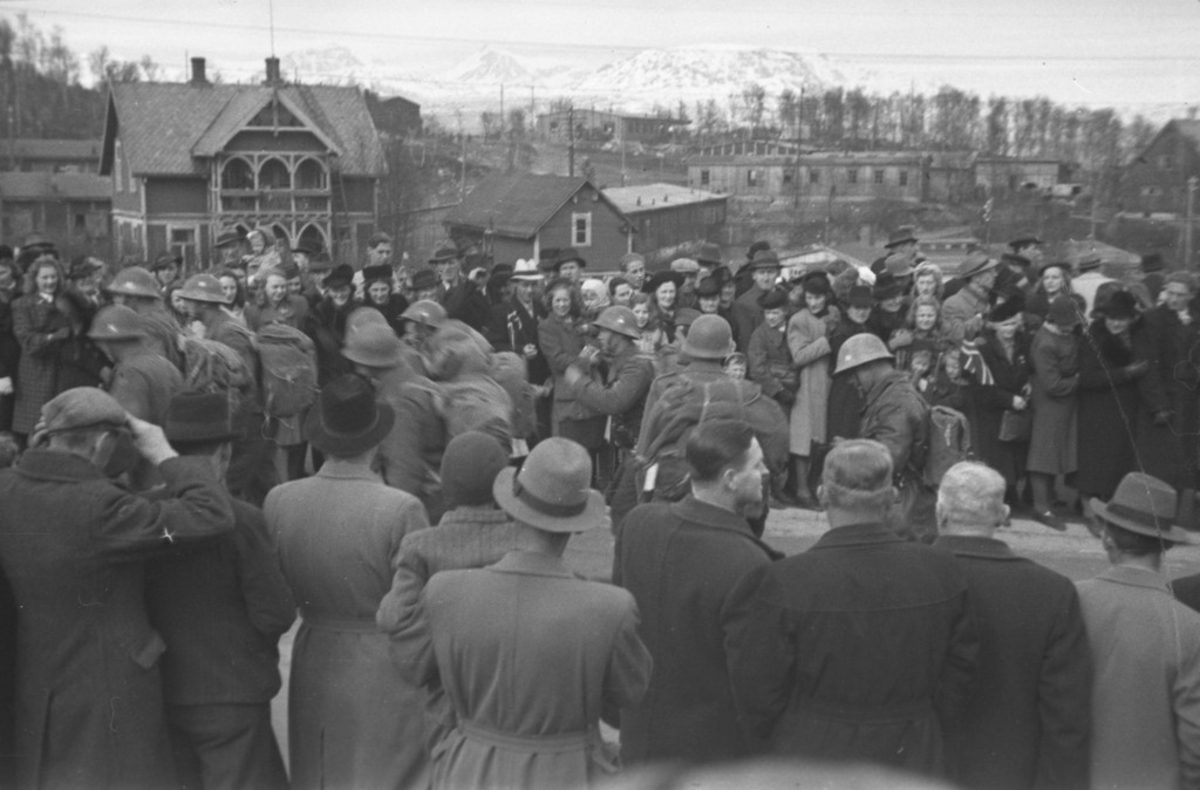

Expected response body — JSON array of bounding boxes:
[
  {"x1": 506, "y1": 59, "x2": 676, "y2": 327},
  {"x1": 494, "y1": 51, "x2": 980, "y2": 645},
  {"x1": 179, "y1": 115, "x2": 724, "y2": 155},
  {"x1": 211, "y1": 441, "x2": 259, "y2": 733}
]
[
  {"x1": 400, "y1": 299, "x2": 448, "y2": 376},
  {"x1": 564, "y1": 306, "x2": 656, "y2": 530},
  {"x1": 105, "y1": 266, "x2": 184, "y2": 370},
  {"x1": 834, "y1": 332, "x2": 934, "y2": 541}
]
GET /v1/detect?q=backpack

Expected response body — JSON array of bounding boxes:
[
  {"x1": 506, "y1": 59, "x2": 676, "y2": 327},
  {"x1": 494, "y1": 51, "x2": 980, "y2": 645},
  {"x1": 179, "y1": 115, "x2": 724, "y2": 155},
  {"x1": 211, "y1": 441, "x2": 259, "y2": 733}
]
[
  {"x1": 254, "y1": 323, "x2": 318, "y2": 419},
  {"x1": 923, "y1": 404, "x2": 971, "y2": 487},
  {"x1": 179, "y1": 335, "x2": 252, "y2": 415}
]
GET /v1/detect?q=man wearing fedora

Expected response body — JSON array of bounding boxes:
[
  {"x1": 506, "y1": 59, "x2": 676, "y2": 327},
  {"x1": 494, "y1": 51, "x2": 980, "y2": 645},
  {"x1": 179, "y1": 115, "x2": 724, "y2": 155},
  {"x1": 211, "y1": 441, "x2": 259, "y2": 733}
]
[
  {"x1": 431, "y1": 244, "x2": 490, "y2": 333},
  {"x1": 552, "y1": 247, "x2": 587, "y2": 284},
  {"x1": 731, "y1": 249, "x2": 781, "y2": 353},
  {"x1": 499, "y1": 259, "x2": 552, "y2": 442},
  {"x1": 0, "y1": 387, "x2": 235, "y2": 789},
  {"x1": 942, "y1": 251, "x2": 999, "y2": 344},
  {"x1": 1076, "y1": 472, "x2": 1200, "y2": 789},
  {"x1": 213, "y1": 229, "x2": 248, "y2": 270},
  {"x1": 871, "y1": 226, "x2": 920, "y2": 275},
  {"x1": 395, "y1": 437, "x2": 652, "y2": 789},
  {"x1": 933, "y1": 462, "x2": 1091, "y2": 790},
  {"x1": 145, "y1": 391, "x2": 294, "y2": 790},
  {"x1": 617, "y1": 418, "x2": 780, "y2": 767},
  {"x1": 266, "y1": 374, "x2": 431, "y2": 790}
]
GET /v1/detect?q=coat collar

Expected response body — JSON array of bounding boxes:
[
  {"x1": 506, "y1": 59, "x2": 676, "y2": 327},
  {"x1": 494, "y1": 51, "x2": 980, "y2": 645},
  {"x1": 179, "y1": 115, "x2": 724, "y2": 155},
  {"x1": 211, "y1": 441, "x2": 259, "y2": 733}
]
[
  {"x1": 16, "y1": 448, "x2": 105, "y2": 482},
  {"x1": 490, "y1": 549, "x2": 577, "y2": 579},
  {"x1": 810, "y1": 521, "x2": 903, "y2": 550},
  {"x1": 439, "y1": 507, "x2": 511, "y2": 526},
  {"x1": 934, "y1": 533, "x2": 1021, "y2": 561},
  {"x1": 316, "y1": 458, "x2": 383, "y2": 482},
  {"x1": 672, "y1": 495, "x2": 753, "y2": 533},
  {"x1": 1095, "y1": 564, "x2": 1172, "y2": 594}
]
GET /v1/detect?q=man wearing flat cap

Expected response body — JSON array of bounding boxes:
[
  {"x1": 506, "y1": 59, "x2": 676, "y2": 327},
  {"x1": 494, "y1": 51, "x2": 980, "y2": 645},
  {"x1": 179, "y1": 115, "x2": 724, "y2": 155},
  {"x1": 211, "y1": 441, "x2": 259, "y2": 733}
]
[
  {"x1": 731, "y1": 249, "x2": 781, "y2": 353},
  {"x1": 0, "y1": 387, "x2": 234, "y2": 789},
  {"x1": 394, "y1": 437, "x2": 652, "y2": 789},
  {"x1": 1076, "y1": 472, "x2": 1200, "y2": 789}
]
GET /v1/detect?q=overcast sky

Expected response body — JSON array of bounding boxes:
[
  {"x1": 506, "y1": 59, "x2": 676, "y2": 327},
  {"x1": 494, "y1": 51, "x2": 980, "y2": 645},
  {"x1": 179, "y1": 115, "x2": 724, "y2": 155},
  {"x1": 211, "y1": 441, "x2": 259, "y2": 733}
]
[{"x1": 4, "y1": 0, "x2": 1200, "y2": 115}]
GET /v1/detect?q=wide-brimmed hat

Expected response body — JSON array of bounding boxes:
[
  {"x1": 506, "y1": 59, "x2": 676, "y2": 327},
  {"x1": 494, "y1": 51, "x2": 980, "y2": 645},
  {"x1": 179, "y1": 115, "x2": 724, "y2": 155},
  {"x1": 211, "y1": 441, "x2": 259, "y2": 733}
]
[
  {"x1": 214, "y1": 229, "x2": 244, "y2": 249},
  {"x1": 361, "y1": 264, "x2": 393, "y2": 285},
  {"x1": 695, "y1": 276, "x2": 721, "y2": 298},
  {"x1": 410, "y1": 268, "x2": 438, "y2": 292},
  {"x1": 304, "y1": 375, "x2": 395, "y2": 456},
  {"x1": 1037, "y1": 260, "x2": 1073, "y2": 280},
  {"x1": 87, "y1": 305, "x2": 146, "y2": 341},
  {"x1": 957, "y1": 251, "x2": 998, "y2": 280},
  {"x1": 757, "y1": 288, "x2": 789, "y2": 311},
  {"x1": 988, "y1": 293, "x2": 1025, "y2": 323},
  {"x1": 643, "y1": 270, "x2": 685, "y2": 295},
  {"x1": 429, "y1": 245, "x2": 459, "y2": 264},
  {"x1": 748, "y1": 249, "x2": 781, "y2": 271},
  {"x1": 1009, "y1": 234, "x2": 1042, "y2": 249},
  {"x1": 671, "y1": 257, "x2": 699, "y2": 274},
  {"x1": 1095, "y1": 289, "x2": 1139, "y2": 320},
  {"x1": 1075, "y1": 250, "x2": 1104, "y2": 272},
  {"x1": 872, "y1": 273, "x2": 905, "y2": 301},
  {"x1": 846, "y1": 284, "x2": 873, "y2": 309},
  {"x1": 746, "y1": 241, "x2": 771, "y2": 260},
  {"x1": 696, "y1": 242, "x2": 723, "y2": 267},
  {"x1": 176, "y1": 274, "x2": 230, "y2": 305},
  {"x1": 493, "y1": 437, "x2": 606, "y2": 532},
  {"x1": 553, "y1": 248, "x2": 587, "y2": 270},
  {"x1": 1091, "y1": 472, "x2": 1191, "y2": 544},
  {"x1": 884, "y1": 227, "x2": 918, "y2": 248},
  {"x1": 165, "y1": 391, "x2": 243, "y2": 446},
  {"x1": 322, "y1": 264, "x2": 355, "y2": 290},
  {"x1": 510, "y1": 258, "x2": 543, "y2": 282},
  {"x1": 342, "y1": 323, "x2": 409, "y2": 368},
  {"x1": 884, "y1": 254, "x2": 914, "y2": 278}
]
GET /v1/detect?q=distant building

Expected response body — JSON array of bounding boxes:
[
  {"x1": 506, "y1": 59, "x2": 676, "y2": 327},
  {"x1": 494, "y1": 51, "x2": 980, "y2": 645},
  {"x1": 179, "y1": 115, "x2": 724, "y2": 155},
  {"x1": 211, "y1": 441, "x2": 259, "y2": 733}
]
[
  {"x1": 975, "y1": 156, "x2": 1067, "y2": 194},
  {"x1": 603, "y1": 182, "x2": 727, "y2": 259},
  {"x1": 0, "y1": 172, "x2": 112, "y2": 259},
  {"x1": 444, "y1": 172, "x2": 632, "y2": 266},
  {"x1": 0, "y1": 139, "x2": 102, "y2": 174},
  {"x1": 100, "y1": 56, "x2": 387, "y2": 269},
  {"x1": 365, "y1": 93, "x2": 423, "y2": 139},
  {"x1": 687, "y1": 142, "x2": 928, "y2": 203},
  {"x1": 1120, "y1": 119, "x2": 1200, "y2": 218},
  {"x1": 536, "y1": 109, "x2": 687, "y2": 144}
]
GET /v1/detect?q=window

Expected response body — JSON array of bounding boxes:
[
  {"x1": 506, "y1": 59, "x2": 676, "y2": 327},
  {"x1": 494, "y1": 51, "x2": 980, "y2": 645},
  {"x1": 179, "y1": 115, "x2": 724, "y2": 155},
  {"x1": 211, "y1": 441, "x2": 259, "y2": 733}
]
[
  {"x1": 222, "y1": 158, "x2": 254, "y2": 191},
  {"x1": 1158, "y1": 155, "x2": 1176, "y2": 171},
  {"x1": 295, "y1": 158, "x2": 328, "y2": 190},
  {"x1": 847, "y1": 168, "x2": 859, "y2": 184},
  {"x1": 898, "y1": 170, "x2": 909, "y2": 187},
  {"x1": 699, "y1": 169, "x2": 710, "y2": 187},
  {"x1": 114, "y1": 140, "x2": 125, "y2": 193},
  {"x1": 783, "y1": 170, "x2": 794, "y2": 186},
  {"x1": 75, "y1": 213, "x2": 86, "y2": 230},
  {"x1": 169, "y1": 226, "x2": 198, "y2": 271},
  {"x1": 747, "y1": 169, "x2": 760, "y2": 187},
  {"x1": 572, "y1": 212, "x2": 592, "y2": 247},
  {"x1": 809, "y1": 169, "x2": 820, "y2": 184},
  {"x1": 258, "y1": 158, "x2": 291, "y2": 190},
  {"x1": 874, "y1": 169, "x2": 885, "y2": 185}
]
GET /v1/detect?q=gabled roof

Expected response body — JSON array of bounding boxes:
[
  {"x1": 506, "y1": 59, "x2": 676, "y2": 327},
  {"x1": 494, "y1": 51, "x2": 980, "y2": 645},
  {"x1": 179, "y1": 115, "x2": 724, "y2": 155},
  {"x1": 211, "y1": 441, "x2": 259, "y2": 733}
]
[
  {"x1": 445, "y1": 172, "x2": 629, "y2": 239},
  {"x1": 101, "y1": 82, "x2": 385, "y2": 177},
  {"x1": 1172, "y1": 119, "x2": 1200, "y2": 149},
  {"x1": 604, "y1": 182, "x2": 725, "y2": 214},
  {"x1": 0, "y1": 172, "x2": 112, "y2": 201}
]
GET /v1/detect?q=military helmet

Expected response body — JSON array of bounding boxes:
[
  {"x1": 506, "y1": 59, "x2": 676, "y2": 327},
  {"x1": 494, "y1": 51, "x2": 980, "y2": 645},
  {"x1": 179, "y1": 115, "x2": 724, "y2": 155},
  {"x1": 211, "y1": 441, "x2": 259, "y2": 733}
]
[
  {"x1": 87, "y1": 305, "x2": 145, "y2": 341},
  {"x1": 400, "y1": 299, "x2": 448, "y2": 328},
  {"x1": 592, "y1": 306, "x2": 640, "y2": 340},
  {"x1": 834, "y1": 332, "x2": 895, "y2": 375},
  {"x1": 681, "y1": 314, "x2": 736, "y2": 360},
  {"x1": 175, "y1": 274, "x2": 231, "y2": 305},
  {"x1": 105, "y1": 266, "x2": 162, "y2": 299}
]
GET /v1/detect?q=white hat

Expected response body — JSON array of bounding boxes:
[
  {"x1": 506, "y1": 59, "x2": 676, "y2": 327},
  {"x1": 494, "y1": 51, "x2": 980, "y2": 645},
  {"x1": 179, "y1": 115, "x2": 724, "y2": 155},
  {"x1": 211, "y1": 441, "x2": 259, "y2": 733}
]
[{"x1": 510, "y1": 259, "x2": 544, "y2": 282}]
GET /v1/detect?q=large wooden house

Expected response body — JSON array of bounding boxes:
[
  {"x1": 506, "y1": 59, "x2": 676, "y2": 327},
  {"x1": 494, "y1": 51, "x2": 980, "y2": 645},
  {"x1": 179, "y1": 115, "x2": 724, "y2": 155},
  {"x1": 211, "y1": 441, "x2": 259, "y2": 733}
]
[{"x1": 100, "y1": 57, "x2": 387, "y2": 270}]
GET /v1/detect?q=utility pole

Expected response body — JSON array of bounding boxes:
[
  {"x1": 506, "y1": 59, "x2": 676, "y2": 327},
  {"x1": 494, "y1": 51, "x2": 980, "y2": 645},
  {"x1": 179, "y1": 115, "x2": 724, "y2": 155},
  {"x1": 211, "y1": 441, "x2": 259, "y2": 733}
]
[
  {"x1": 1089, "y1": 168, "x2": 1100, "y2": 240},
  {"x1": 499, "y1": 84, "x2": 505, "y2": 138},
  {"x1": 1186, "y1": 176, "x2": 1198, "y2": 270},
  {"x1": 568, "y1": 104, "x2": 575, "y2": 178}
]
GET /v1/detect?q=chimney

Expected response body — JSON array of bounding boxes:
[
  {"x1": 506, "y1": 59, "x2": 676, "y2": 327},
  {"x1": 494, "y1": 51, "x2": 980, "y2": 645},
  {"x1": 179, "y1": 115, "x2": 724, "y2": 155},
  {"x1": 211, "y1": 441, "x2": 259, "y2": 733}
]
[
  {"x1": 264, "y1": 56, "x2": 282, "y2": 86},
  {"x1": 190, "y1": 57, "x2": 208, "y2": 86}
]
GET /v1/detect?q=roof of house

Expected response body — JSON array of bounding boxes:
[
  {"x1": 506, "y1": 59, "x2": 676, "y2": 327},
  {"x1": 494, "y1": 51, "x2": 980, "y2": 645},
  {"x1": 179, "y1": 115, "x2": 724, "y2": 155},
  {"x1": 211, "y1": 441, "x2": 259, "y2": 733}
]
[
  {"x1": 7, "y1": 139, "x2": 102, "y2": 161},
  {"x1": 444, "y1": 172, "x2": 629, "y2": 239},
  {"x1": 603, "y1": 182, "x2": 726, "y2": 214},
  {"x1": 0, "y1": 172, "x2": 112, "y2": 201},
  {"x1": 688, "y1": 150, "x2": 927, "y2": 167},
  {"x1": 102, "y1": 82, "x2": 385, "y2": 177}
]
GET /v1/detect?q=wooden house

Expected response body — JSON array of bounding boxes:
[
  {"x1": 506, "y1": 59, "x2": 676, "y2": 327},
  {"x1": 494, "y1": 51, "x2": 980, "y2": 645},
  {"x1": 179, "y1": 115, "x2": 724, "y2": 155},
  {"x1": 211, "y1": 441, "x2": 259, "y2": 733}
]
[
  {"x1": 603, "y1": 182, "x2": 727, "y2": 260},
  {"x1": 1120, "y1": 119, "x2": 1200, "y2": 217}
]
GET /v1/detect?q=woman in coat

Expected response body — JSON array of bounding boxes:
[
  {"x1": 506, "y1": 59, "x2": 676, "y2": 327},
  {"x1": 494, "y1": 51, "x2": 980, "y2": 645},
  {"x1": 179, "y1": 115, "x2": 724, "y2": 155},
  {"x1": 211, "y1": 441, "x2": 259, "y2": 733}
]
[
  {"x1": 971, "y1": 299, "x2": 1032, "y2": 505},
  {"x1": 538, "y1": 277, "x2": 603, "y2": 446},
  {"x1": 1026, "y1": 294, "x2": 1082, "y2": 530},
  {"x1": 245, "y1": 265, "x2": 309, "y2": 332},
  {"x1": 11, "y1": 256, "x2": 75, "y2": 438},
  {"x1": 359, "y1": 264, "x2": 409, "y2": 337},
  {"x1": 787, "y1": 274, "x2": 838, "y2": 506}
]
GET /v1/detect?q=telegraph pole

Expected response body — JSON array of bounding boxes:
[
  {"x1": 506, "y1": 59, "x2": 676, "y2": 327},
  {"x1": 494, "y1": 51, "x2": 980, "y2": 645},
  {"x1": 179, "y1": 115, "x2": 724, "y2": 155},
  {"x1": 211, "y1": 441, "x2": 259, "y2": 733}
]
[
  {"x1": 1186, "y1": 176, "x2": 1198, "y2": 270},
  {"x1": 568, "y1": 104, "x2": 575, "y2": 178}
]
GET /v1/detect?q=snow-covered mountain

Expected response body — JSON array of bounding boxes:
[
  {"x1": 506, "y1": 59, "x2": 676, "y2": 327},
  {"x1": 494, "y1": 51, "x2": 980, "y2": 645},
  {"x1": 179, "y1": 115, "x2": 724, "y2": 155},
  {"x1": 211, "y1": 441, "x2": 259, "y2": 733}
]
[
  {"x1": 444, "y1": 46, "x2": 538, "y2": 86},
  {"x1": 282, "y1": 46, "x2": 372, "y2": 86}
]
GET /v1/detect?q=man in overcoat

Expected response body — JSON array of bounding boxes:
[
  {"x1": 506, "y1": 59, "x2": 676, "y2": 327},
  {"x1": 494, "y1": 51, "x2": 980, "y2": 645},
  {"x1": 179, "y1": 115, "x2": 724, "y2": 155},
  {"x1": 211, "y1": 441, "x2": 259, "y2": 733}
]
[
  {"x1": 617, "y1": 418, "x2": 780, "y2": 767},
  {"x1": 266, "y1": 375, "x2": 431, "y2": 790},
  {"x1": 725, "y1": 439, "x2": 977, "y2": 780},
  {"x1": 1076, "y1": 472, "x2": 1200, "y2": 790},
  {"x1": 145, "y1": 391, "x2": 294, "y2": 790},
  {"x1": 0, "y1": 387, "x2": 234, "y2": 789},
  {"x1": 730, "y1": 250, "x2": 780, "y2": 353},
  {"x1": 393, "y1": 437, "x2": 652, "y2": 789},
  {"x1": 934, "y1": 462, "x2": 1091, "y2": 790}
]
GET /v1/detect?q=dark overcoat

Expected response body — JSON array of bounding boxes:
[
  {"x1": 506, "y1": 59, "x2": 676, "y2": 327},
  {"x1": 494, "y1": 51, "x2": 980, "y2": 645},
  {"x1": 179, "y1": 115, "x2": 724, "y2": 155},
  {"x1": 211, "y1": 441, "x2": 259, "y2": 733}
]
[
  {"x1": 0, "y1": 451, "x2": 233, "y2": 789},
  {"x1": 10, "y1": 293, "x2": 73, "y2": 434},
  {"x1": 971, "y1": 330, "x2": 1031, "y2": 488},
  {"x1": 538, "y1": 311, "x2": 601, "y2": 431},
  {"x1": 746, "y1": 320, "x2": 792, "y2": 399},
  {"x1": 1075, "y1": 319, "x2": 1141, "y2": 498},
  {"x1": 1027, "y1": 326, "x2": 1079, "y2": 475},
  {"x1": 725, "y1": 522, "x2": 977, "y2": 780},
  {"x1": 615, "y1": 497, "x2": 780, "y2": 766},
  {"x1": 934, "y1": 534, "x2": 1091, "y2": 790}
]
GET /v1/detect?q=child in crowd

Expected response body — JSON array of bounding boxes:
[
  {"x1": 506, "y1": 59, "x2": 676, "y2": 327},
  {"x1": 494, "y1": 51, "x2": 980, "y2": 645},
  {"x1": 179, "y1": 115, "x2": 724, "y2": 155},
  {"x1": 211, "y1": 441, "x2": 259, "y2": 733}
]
[
  {"x1": 724, "y1": 352, "x2": 747, "y2": 380},
  {"x1": 924, "y1": 346, "x2": 970, "y2": 410}
]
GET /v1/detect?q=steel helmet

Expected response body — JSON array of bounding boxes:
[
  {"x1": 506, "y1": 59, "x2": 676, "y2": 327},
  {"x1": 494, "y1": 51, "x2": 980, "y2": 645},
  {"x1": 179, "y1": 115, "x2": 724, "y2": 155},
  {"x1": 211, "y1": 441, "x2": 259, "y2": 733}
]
[
  {"x1": 681, "y1": 314, "x2": 736, "y2": 360},
  {"x1": 175, "y1": 274, "x2": 231, "y2": 305},
  {"x1": 87, "y1": 305, "x2": 146, "y2": 341},
  {"x1": 592, "y1": 306, "x2": 640, "y2": 340},
  {"x1": 342, "y1": 323, "x2": 408, "y2": 369},
  {"x1": 105, "y1": 266, "x2": 162, "y2": 299},
  {"x1": 834, "y1": 332, "x2": 895, "y2": 375},
  {"x1": 401, "y1": 299, "x2": 448, "y2": 328}
]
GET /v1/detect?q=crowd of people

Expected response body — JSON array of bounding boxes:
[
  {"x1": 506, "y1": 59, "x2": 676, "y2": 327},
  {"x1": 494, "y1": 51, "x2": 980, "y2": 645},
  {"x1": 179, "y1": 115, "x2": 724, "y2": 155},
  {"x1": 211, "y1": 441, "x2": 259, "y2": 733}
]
[{"x1": 0, "y1": 224, "x2": 1199, "y2": 789}]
